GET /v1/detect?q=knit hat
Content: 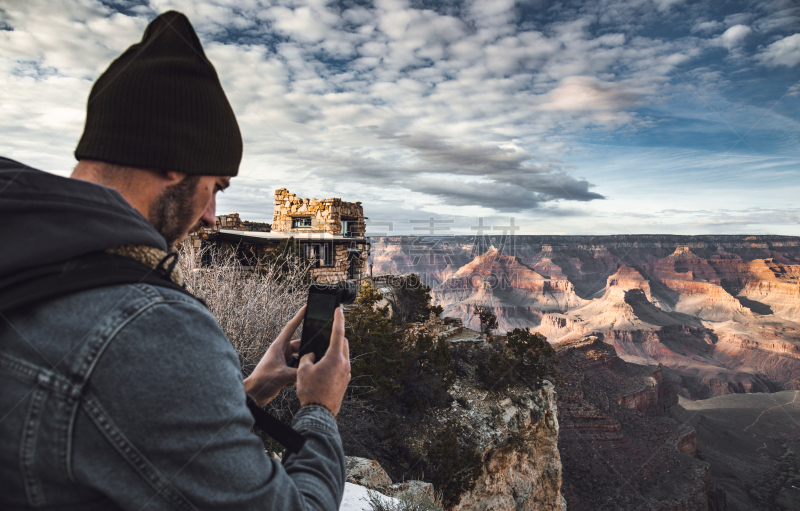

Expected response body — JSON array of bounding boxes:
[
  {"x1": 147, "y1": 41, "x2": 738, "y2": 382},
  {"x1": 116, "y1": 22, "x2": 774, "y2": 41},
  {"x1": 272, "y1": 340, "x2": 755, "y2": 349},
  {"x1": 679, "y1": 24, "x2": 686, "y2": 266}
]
[{"x1": 75, "y1": 11, "x2": 242, "y2": 176}]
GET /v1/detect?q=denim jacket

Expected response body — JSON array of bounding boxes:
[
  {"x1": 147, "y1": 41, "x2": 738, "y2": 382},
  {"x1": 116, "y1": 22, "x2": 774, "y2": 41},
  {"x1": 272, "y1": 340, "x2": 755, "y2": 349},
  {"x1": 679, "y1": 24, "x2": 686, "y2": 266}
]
[
  {"x1": 0, "y1": 161, "x2": 346, "y2": 510},
  {"x1": 0, "y1": 283, "x2": 346, "y2": 510}
]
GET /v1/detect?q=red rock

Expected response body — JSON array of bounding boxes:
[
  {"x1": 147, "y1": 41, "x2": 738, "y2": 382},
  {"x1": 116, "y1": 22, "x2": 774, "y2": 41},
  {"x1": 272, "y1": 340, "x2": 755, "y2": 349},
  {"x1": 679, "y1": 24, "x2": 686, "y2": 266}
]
[{"x1": 371, "y1": 236, "x2": 800, "y2": 399}]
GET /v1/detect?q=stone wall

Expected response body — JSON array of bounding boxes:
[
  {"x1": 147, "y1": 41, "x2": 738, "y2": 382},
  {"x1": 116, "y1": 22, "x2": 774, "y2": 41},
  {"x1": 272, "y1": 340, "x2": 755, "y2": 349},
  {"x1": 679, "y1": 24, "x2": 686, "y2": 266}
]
[
  {"x1": 308, "y1": 242, "x2": 370, "y2": 283},
  {"x1": 216, "y1": 213, "x2": 245, "y2": 230},
  {"x1": 186, "y1": 193, "x2": 369, "y2": 281},
  {"x1": 272, "y1": 188, "x2": 365, "y2": 236}
]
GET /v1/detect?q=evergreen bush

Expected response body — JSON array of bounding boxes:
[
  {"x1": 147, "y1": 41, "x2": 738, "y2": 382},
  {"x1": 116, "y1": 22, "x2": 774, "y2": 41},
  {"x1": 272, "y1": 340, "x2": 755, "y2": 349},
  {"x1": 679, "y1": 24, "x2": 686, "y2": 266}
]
[{"x1": 473, "y1": 328, "x2": 559, "y2": 390}]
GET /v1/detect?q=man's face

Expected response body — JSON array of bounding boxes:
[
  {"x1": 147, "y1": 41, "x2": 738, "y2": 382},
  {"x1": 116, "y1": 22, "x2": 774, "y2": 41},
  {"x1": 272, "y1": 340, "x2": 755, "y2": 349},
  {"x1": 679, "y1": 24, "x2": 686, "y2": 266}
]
[{"x1": 150, "y1": 174, "x2": 230, "y2": 250}]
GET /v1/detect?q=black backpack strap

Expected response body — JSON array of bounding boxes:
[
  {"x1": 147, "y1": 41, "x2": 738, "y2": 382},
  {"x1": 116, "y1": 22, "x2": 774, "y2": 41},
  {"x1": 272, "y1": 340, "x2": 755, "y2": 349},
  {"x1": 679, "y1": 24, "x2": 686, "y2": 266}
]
[
  {"x1": 0, "y1": 252, "x2": 307, "y2": 454},
  {"x1": 246, "y1": 396, "x2": 307, "y2": 454},
  {"x1": 0, "y1": 251, "x2": 194, "y2": 313}
]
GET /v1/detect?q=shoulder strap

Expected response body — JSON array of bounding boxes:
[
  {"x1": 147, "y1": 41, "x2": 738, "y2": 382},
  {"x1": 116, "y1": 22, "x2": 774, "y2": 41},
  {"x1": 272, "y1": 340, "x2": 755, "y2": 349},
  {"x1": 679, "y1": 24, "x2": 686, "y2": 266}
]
[
  {"x1": 0, "y1": 251, "x2": 194, "y2": 313},
  {"x1": 0, "y1": 252, "x2": 307, "y2": 454}
]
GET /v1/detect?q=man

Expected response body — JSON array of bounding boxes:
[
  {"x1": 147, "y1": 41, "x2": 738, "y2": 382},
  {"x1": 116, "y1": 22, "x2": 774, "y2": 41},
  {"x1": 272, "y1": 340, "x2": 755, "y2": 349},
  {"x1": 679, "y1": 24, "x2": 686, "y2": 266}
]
[{"x1": 0, "y1": 11, "x2": 350, "y2": 511}]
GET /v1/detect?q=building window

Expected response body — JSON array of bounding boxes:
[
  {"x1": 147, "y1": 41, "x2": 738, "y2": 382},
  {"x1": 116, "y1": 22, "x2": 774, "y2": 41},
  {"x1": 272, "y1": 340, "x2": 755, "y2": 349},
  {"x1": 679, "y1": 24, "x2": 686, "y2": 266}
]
[
  {"x1": 341, "y1": 219, "x2": 355, "y2": 237},
  {"x1": 305, "y1": 243, "x2": 332, "y2": 267},
  {"x1": 292, "y1": 217, "x2": 312, "y2": 228},
  {"x1": 200, "y1": 239, "x2": 217, "y2": 267}
]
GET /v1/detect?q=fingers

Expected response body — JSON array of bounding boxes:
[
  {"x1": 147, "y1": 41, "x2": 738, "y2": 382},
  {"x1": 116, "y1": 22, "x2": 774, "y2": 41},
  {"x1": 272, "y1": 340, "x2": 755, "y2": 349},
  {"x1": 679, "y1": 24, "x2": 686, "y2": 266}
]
[
  {"x1": 275, "y1": 306, "x2": 306, "y2": 347},
  {"x1": 284, "y1": 338, "x2": 301, "y2": 359},
  {"x1": 327, "y1": 307, "x2": 346, "y2": 356},
  {"x1": 298, "y1": 352, "x2": 316, "y2": 369}
]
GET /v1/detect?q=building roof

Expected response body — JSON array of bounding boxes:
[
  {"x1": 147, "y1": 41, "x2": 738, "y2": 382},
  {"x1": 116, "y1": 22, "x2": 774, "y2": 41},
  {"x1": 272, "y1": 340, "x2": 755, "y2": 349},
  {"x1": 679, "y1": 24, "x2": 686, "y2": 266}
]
[{"x1": 217, "y1": 229, "x2": 367, "y2": 244}]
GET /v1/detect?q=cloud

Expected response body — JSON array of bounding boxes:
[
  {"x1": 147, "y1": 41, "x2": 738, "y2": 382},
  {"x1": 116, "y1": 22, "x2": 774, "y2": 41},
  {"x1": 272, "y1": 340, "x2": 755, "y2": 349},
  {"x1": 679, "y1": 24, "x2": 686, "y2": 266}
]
[
  {"x1": 714, "y1": 24, "x2": 752, "y2": 50},
  {"x1": 408, "y1": 176, "x2": 603, "y2": 212},
  {"x1": 653, "y1": 0, "x2": 686, "y2": 12},
  {"x1": 541, "y1": 76, "x2": 640, "y2": 112},
  {"x1": 752, "y1": 1, "x2": 800, "y2": 34},
  {"x1": 0, "y1": 0, "x2": 797, "y2": 235},
  {"x1": 396, "y1": 136, "x2": 605, "y2": 208},
  {"x1": 691, "y1": 20, "x2": 724, "y2": 34},
  {"x1": 757, "y1": 33, "x2": 800, "y2": 67},
  {"x1": 723, "y1": 13, "x2": 755, "y2": 27},
  {"x1": 686, "y1": 208, "x2": 800, "y2": 228}
]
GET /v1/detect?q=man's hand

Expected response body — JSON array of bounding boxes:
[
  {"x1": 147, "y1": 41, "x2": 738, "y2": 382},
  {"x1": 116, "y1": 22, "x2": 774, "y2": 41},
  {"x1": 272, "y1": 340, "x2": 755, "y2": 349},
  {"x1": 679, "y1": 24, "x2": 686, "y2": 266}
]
[
  {"x1": 296, "y1": 306, "x2": 351, "y2": 416},
  {"x1": 243, "y1": 306, "x2": 305, "y2": 406}
]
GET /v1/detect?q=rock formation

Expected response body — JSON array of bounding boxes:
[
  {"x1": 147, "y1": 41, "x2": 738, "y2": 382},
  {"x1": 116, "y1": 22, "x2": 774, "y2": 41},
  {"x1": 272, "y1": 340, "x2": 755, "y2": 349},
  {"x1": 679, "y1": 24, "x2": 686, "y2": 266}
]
[
  {"x1": 338, "y1": 329, "x2": 563, "y2": 511},
  {"x1": 371, "y1": 235, "x2": 800, "y2": 399},
  {"x1": 433, "y1": 246, "x2": 584, "y2": 333},
  {"x1": 556, "y1": 336, "x2": 725, "y2": 511},
  {"x1": 446, "y1": 378, "x2": 562, "y2": 511},
  {"x1": 346, "y1": 457, "x2": 393, "y2": 488}
]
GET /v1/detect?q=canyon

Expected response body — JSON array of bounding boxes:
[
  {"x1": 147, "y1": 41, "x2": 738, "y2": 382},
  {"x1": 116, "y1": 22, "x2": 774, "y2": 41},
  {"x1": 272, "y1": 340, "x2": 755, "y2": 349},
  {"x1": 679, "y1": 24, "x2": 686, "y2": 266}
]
[
  {"x1": 368, "y1": 234, "x2": 800, "y2": 509},
  {"x1": 555, "y1": 336, "x2": 724, "y2": 510},
  {"x1": 370, "y1": 235, "x2": 800, "y2": 400}
]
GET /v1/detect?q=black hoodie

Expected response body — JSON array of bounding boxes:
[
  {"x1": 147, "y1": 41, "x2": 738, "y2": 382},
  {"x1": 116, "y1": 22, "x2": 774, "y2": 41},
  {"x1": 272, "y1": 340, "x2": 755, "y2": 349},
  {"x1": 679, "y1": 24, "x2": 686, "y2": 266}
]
[{"x1": 0, "y1": 157, "x2": 167, "y2": 282}]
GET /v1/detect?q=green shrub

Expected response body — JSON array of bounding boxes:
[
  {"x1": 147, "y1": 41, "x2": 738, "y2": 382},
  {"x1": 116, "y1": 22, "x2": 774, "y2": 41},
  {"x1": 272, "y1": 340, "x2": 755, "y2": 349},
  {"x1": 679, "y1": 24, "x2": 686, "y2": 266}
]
[
  {"x1": 241, "y1": 220, "x2": 272, "y2": 231},
  {"x1": 345, "y1": 281, "x2": 476, "y2": 508},
  {"x1": 414, "y1": 333, "x2": 456, "y2": 388},
  {"x1": 398, "y1": 333, "x2": 455, "y2": 411},
  {"x1": 345, "y1": 280, "x2": 409, "y2": 400},
  {"x1": 747, "y1": 444, "x2": 800, "y2": 508},
  {"x1": 384, "y1": 275, "x2": 440, "y2": 324},
  {"x1": 506, "y1": 327, "x2": 560, "y2": 387},
  {"x1": 475, "y1": 328, "x2": 559, "y2": 390},
  {"x1": 346, "y1": 283, "x2": 455, "y2": 412}
]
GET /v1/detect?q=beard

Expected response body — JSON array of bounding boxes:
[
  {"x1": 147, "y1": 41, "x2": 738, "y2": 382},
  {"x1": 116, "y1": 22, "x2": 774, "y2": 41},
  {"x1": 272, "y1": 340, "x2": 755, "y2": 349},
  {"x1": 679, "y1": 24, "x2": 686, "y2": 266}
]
[{"x1": 149, "y1": 175, "x2": 202, "y2": 250}]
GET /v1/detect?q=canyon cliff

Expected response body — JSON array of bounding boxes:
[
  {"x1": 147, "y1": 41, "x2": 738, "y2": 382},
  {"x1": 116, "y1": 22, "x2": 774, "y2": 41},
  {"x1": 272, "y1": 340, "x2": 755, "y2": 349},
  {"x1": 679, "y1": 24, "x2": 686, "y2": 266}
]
[
  {"x1": 556, "y1": 336, "x2": 726, "y2": 511},
  {"x1": 338, "y1": 330, "x2": 564, "y2": 511},
  {"x1": 370, "y1": 235, "x2": 800, "y2": 399}
]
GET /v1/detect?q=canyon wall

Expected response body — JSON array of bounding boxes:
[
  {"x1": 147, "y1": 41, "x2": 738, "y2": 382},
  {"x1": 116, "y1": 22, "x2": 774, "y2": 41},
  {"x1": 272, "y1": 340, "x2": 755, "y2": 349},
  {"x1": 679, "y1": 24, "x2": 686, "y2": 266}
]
[
  {"x1": 449, "y1": 380, "x2": 562, "y2": 511},
  {"x1": 370, "y1": 235, "x2": 800, "y2": 398},
  {"x1": 556, "y1": 336, "x2": 723, "y2": 511}
]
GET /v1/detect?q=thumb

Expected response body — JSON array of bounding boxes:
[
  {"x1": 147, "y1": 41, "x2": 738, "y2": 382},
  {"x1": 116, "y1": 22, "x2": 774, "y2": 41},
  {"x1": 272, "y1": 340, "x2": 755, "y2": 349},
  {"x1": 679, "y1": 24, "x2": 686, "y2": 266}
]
[{"x1": 298, "y1": 352, "x2": 316, "y2": 369}]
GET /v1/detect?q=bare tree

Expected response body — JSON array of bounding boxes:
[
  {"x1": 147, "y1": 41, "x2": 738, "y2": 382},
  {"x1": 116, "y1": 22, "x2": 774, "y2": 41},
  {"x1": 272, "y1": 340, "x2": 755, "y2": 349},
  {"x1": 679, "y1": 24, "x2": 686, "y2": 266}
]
[{"x1": 179, "y1": 241, "x2": 314, "y2": 376}]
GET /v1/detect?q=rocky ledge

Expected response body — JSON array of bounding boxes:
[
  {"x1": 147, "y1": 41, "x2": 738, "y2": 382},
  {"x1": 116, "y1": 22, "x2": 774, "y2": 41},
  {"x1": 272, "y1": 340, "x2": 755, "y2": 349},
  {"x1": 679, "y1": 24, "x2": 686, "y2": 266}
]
[{"x1": 338, "y1": 334, "x2": 564, "y2": 510}]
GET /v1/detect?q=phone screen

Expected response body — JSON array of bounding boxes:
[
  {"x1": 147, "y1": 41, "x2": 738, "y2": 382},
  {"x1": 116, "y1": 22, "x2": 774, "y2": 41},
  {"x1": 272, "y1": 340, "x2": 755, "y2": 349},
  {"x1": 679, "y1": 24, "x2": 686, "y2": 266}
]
[{"x1": 299, "y1": 289, "x2": 339, "y2": 362}]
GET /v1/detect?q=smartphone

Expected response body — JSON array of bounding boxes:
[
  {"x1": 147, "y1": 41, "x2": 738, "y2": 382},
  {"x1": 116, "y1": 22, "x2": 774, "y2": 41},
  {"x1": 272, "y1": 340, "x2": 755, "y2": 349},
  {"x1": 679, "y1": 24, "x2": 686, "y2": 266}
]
[{"x1": 288, "y1": 285, "x2": 341, "y2": 368}]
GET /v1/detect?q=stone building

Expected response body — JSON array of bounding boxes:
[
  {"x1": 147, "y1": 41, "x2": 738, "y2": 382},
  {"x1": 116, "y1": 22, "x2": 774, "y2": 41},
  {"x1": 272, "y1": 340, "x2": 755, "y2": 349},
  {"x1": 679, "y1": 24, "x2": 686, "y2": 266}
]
[{"x1": 188, "y1": 189, "x2": 370, "y2": 283}]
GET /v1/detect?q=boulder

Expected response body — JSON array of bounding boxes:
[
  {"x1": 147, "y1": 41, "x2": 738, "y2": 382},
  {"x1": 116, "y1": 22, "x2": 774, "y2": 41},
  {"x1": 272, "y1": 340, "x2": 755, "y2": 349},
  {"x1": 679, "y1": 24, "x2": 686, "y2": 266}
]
[{"x1": 346, "y1": 456, "x2": 392, "y2": 488}]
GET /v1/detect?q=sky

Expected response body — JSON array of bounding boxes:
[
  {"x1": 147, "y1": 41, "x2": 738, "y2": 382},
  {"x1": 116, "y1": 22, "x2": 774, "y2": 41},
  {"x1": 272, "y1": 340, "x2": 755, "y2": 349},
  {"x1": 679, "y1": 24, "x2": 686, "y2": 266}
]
[{"x1": 1, "y1": 0, "x2": 798, "y2": 236}]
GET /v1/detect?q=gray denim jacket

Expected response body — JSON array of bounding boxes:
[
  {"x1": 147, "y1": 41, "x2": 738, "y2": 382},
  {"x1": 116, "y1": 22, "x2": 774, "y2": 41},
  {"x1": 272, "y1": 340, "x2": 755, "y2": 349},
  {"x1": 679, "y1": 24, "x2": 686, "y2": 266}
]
[{"x1": 0, "y1": 160, "x2": 346, "y2": 510}]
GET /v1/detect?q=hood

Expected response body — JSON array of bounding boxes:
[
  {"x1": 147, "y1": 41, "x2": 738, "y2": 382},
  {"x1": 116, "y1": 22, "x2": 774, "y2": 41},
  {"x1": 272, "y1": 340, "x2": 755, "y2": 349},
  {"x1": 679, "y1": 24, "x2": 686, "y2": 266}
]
[{"x1": 0, "y1": 157, "x2": 167, "y2": 282}]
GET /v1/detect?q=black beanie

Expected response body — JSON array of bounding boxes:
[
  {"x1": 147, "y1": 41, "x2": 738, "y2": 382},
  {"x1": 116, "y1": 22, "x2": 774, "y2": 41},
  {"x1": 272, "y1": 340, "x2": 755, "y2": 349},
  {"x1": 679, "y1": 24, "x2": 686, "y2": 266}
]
[{"x1": 75, "y1": 11, "x2": 242, "y2": 176}]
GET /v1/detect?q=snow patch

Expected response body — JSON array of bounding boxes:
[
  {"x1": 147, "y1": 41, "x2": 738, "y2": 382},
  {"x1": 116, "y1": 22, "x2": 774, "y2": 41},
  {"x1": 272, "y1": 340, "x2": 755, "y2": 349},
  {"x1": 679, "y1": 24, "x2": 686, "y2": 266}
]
[{"x1": 340, "y1": 482, "x2": 399, "y2": 511}]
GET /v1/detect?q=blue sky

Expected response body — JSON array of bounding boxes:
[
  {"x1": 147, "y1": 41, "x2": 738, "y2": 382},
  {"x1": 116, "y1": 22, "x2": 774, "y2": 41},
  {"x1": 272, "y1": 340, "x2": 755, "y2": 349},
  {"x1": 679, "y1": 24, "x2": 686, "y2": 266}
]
[{"x1": 1, "y1": 0, "x2": 798, "y2": 235}]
